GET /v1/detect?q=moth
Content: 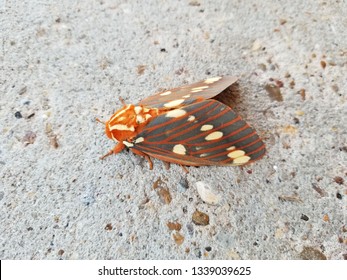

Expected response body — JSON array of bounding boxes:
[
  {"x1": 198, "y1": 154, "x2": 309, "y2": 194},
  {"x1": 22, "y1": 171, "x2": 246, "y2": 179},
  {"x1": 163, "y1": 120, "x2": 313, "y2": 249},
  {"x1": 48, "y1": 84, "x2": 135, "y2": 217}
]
[{"x1": 98, "y1": 76, "x2": 265, "y2": 169}]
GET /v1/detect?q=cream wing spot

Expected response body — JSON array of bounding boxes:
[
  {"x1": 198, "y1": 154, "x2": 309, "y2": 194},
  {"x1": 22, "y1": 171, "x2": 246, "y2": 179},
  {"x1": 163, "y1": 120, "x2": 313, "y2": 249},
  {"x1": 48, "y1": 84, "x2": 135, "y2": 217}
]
[
  {"x1": 173, "y1": 144, "x2": 186, "y2": 155},
  {"x1": 227, "y1": 146, "x2": 236, "y2": 151},
  {"x1": 160, "y1": 91, "x2": 172, "y2": 96},
  {"x1": 191, "y1": 89, "x2": 203, "y2": 93},
  {"x1": 196, "y1": 86, "x2": 209, "y2": 90},
  {"x1": 135, "y1": 137, "x2": 144, "y2": 143},
  {"x1": 227, "y1": 150, "x2": 246, "y2": 158},
  {"x1": 187, "y1": 115, "x2": 196, "y2": 121},
  {"x1": 205, "y1": 131, "x2": 223, "y2": 141},
  {"x1": 123, "y1": 141, "x2": 134, "y2": 147},
  {"x1": 166, "y1": 109, "x2": 187, "y2": 118},
  {"x1": 164, "y1": 99, "x2": 185, "y2": 108},
  {"x1": 200, "y1": 124, "x2": 213, "y2": 131},
  {"x1": 233, "y1": 156, "x2": 251, "y2": 164},
  {"x1": 204, "y1": 77, "x2": 222, "y2": 84},
  {"x1": 191, "y1": 86, "x2": 208, "y2": 92}
]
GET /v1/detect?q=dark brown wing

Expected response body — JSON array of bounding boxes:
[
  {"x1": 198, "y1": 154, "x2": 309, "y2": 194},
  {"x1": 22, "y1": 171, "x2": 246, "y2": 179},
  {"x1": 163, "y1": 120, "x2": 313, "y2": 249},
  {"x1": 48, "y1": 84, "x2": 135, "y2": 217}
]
[{"x1": 129, "y1": 99, "x2": 266, "y2": 166}]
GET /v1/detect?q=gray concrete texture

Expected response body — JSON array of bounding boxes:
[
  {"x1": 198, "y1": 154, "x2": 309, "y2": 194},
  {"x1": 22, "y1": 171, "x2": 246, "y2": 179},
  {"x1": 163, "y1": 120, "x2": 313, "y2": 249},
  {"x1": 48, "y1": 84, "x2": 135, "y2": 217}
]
[{"x1": 0, "y1": 0, "x2": 346, "y2": 259}]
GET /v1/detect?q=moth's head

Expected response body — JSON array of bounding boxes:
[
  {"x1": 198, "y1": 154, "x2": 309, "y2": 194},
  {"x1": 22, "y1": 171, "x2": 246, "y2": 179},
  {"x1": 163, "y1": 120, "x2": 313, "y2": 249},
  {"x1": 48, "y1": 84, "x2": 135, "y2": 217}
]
[
  {"x1": 103, "y1": 104, "x2": 159, "y2": 142},
  {"x1": 105, "y1": 104, "x2": 138, "y2": 141}
]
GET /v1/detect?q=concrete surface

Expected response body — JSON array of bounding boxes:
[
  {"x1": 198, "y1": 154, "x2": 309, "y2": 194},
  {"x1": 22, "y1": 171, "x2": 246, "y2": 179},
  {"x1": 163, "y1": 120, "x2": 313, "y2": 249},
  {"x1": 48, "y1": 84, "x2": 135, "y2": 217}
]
[{"x1": 0, "y1": 0, "x2": 346, "y2": 260}]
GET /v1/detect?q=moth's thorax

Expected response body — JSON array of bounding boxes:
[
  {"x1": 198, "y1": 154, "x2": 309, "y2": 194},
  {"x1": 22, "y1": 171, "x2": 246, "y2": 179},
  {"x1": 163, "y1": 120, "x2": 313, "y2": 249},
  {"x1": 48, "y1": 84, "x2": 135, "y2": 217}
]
[{"x1": 105, "y1": 104, "x2": 160, "y2": 141}]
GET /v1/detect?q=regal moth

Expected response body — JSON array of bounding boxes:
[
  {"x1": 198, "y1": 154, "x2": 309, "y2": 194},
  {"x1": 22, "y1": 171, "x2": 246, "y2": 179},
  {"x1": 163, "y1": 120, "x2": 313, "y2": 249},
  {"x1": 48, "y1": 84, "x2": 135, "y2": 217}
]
[{"x1": 98, "y1": 76, "x2": 266, "y2": 170}]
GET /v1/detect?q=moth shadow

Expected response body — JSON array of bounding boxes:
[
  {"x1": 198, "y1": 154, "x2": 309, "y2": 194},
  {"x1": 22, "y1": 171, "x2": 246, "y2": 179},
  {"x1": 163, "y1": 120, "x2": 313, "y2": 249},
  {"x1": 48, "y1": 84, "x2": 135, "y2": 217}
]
[{"x1": 213, "y1": 83, "x2": 242, "y2": 110}]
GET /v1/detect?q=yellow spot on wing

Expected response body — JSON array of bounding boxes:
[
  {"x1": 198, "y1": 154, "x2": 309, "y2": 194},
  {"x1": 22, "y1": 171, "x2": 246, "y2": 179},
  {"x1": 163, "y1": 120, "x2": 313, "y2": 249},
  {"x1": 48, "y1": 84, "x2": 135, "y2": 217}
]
[
  {"x1": 233, "y1": 156, "x2": 251, "y2": 164},
  {"x1": 173, "y1": 144, "x2": 186, "y2": 155},
  {"x1": 188, "y1": 115, "x2": 196, "y2": 121},
  {"x1": 191, "y1": 86, "x2": 209, "y2": 92},
  {"x1": 205, "y1": 131, "x2": 223, "y2": 141},
  {"x1": 200, "y1": 124, "x2": 213, "y2": 131},
  {"x1": 164, "y1": 99, "x2": 185, "y2": 108},
  {"x1": 204, "y1": 77, "x2": 221, "y2": 84},
  {"x1": 226, "y1": 146, "x2": 236, "y2": 151},
  {"x1": 192, "y1": 86, "x2": 208, "y2": 90},
  {"x1": 160, "y1": 91, "x2": 172, "y2": 96},
  {"x1": 166, "y1": 109, "x2": 186, "y2": 118},
  {"x1": 123, "y1": 141, "x2": 134, "y2": 147},
  {"x1": 227, "y1": 150, "x2": 245, "y2": 158},
  {"x1": 135, "y1": 137, "x2": 144, "y2": 143}
]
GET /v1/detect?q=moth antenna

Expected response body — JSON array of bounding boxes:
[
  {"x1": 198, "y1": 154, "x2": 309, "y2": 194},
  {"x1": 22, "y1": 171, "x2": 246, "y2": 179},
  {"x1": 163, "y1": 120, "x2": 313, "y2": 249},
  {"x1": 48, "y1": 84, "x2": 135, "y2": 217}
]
[
  {"x1": 119, "y1": 97, "x2": 126, "y2": 106},
  {"x1": 96, "y1": 118, "x2": 105, "y2": 124}
]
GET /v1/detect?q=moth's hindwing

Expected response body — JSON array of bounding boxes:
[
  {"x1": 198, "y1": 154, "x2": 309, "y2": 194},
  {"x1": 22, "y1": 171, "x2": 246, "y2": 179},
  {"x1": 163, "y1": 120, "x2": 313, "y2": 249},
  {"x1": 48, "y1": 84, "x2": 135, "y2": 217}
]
[
  {"x1": 129, "y1": 99, "x2": 266, "y2": 166},
  {"x1": 139, "y1": 76, "x2": 238, "y2": 109}
]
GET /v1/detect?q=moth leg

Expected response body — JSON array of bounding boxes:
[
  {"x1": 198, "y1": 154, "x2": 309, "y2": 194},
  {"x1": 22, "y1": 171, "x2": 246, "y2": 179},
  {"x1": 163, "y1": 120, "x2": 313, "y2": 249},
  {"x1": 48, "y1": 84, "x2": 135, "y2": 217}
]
[
  {"x1": 131, "y1": 149, "x2": 153, "y2": 170},
  {"x1": 100, "y1": 142, "x2": 125, "y2": 160},
  {"x1": 180, "y1": 165, "x2": 189, "y2": 173},
  {"x1": 163, "y1": 161, "x2": 171, "y2": 170}
]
